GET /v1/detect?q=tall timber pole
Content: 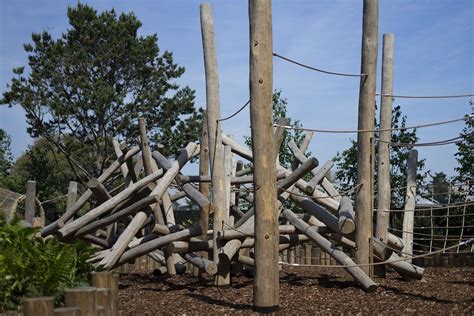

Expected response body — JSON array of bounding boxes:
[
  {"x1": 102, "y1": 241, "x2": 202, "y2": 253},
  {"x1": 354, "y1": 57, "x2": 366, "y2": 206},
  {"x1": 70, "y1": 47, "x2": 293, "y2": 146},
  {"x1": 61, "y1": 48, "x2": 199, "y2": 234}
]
[
  {"x1": 355, "y1": 0, "x2": 379, "y2": 277},
  {"x1": 249, "y1": 0, "x2": 279, "y2": 311}
]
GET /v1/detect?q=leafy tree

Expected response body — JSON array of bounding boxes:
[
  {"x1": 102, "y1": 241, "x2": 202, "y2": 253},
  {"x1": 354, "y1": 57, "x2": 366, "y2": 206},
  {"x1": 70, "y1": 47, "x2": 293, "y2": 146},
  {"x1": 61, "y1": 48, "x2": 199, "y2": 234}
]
[
  {"x1": 0, "y1": 129, "x2": 13, "y2": 184},
  {"x1": 453, "y1": 107, "x2": 473, "y2": 194},
  {"x1": 1, "y1": 4, "x2": 202, "y2": 181},
  {"x1": 334, "y1": 105, "x2": 427, "y2": 208},
  {"x1": 244, "y1": 90, "x2": 306, "y2": 169}
]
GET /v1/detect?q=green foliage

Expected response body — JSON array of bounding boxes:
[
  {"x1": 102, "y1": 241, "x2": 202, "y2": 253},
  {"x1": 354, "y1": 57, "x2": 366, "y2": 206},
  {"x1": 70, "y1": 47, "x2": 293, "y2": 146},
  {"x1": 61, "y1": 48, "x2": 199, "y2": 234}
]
[
  {"x1": 244, "y1": 90, "x2": 306, "y2": 169},
  {"x1": 334, "y1": 105, "x2": 427, "y2": 208},
  {"x1": 1, "y1": 4, "x2": 202, "y2": 180},
  {"x1": 454, "y1": 108, "x2": 473, "y2": 194},
  {"x1": 0, "y1": 220, "x2": 96, "y2": 311},
  {"x1": 0, "y1": 129, "x2": 13, "y2": 185}
]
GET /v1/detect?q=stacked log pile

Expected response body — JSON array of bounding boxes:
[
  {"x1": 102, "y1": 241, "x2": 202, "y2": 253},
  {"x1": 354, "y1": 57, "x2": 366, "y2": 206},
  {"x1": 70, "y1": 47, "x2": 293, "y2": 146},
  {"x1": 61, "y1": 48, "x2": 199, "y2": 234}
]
[{"x1": 40, "y1": 118, "x2": 424, "y2": 293}]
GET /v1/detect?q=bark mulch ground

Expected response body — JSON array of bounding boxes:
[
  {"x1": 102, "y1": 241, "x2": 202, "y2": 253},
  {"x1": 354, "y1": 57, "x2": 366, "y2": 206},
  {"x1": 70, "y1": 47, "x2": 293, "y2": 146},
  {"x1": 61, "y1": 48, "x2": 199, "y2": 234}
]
[{"x1": 118, "y1": 266, "x2": 473, "y2": 315}]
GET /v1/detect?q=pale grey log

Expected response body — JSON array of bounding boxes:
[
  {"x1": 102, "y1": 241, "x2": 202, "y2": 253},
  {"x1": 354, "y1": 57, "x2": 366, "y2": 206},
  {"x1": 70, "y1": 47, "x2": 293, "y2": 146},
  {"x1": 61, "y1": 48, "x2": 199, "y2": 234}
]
[
  {"x1": 218, "y1": 225, "x2": 296, "y2": 240},
  {"x1": 25, "y1": 180, "x2": 36, "y2": 224},
  {"x1": 274, "y1": 117, "x2": 289, "y2": 163},
  {"x1": 132, "y1": 156, "x2": 143, "y2": 181},
  {"x1": 321, "y1": 178, "x2": 342, "y2": 202},
  {"x1": 305, "y1": 160, "x2": 334, "y2": 194},
  {"x1": 355, "y1": 0, "x2": 379, "y2": 277},
  {"x1": 139, "y1": 118, "x2": 154, "y2": 176},
  {"x1": 99, "y1": 211, "x2": 148, "y2": 269},
  {"x1": 199, "y1": 110, "x2": 210, "y2": 258},
  {"x1": 388, "y1": 233, "x2": 404, "y2": 250},
  {"x1": 87, "y1": 178, "x2": 112, "y2": 204},
  {"x1": 65, "y1": 181, "x2": 78, "y2": 224},
  {"x1": 162, "y1": 190, "x2": 175, "y2": 226},
  {"x1": 402, "y1": 149, "x2": 418, "y2": 262},
  {"x1": 375, "y1": 33, "x2": 394, "y2": 277},
  {"x1": 217, "y1": 239, "x2": 242, "y2": 277},
  {"x1": 222, "y1": 134, "x2": 253, "y2": 161},
  {"x1": 41, "y1": 146, "x2": 140, "y2": 236},
  {"x1": 388, "y1": 252, "x2": 424, "y2": 280},
  {"x1": 230, "y1": 204, "x2": 245, "y2": 219},
  {"x1": 170, "y1": 191, "x2": 187, "y2": 202},
  {"x1": 277, "y1": 157, "x2": 318, "y2": 195},
  {"x1": 112, "y1": 138, "x2": 134, "y2": 187},
  {"x1": 74, "y1": 195, "x2": 157, "y2": 237},
  {"x1": 291, "y1": 131, "x2": 313, "y2": 171},
  {"x1": 114, "y1": 226, "x2": 202, "y2": 268},
  {"x1": 58, "y1": 169, "x2": 163, "y2": 238},
  {"x1": 338, "y1": 196, "x2": 356, "y2": 235},
  {"x1": 282, "y1": 208, "x2": 377, "y2": 292},
  {"x1": 184, "y1": 252, "x2": 217, "y2": 275},
  {"x1": 235, "y1": 167, "x2": 253, "y2": 176},
  {"x1": 200, "y1": 2, "x2": 229, "y2": 287}
]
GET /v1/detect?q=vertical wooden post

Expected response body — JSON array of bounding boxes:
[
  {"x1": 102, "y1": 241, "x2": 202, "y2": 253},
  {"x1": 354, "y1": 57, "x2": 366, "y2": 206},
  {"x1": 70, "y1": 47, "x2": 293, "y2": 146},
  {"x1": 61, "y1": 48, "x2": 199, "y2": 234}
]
[
  {"x1": 249, "y1": 0, "x2": 279, "y2": 311},
  {"x1": 200, "y1": 2, "x2": 228, "y2": 286},
  {"x1": 138, "y1": 118, "x2": 153, "y2": 176},
  {"x1": 91, "y1": 272, "x2": 119, "y2": 316},
  {"x1": 199, "y1": 110, "x2": 210, "y2": 259},
  {"x1": 402, "y1": 149, "x2": 417, "y2": 262},
  {"x1": 25, "y1": 180, "x2": 36, "y2": 224},
  {"x1": 23, "y1": 297, "x2": 54, "y2": 316},
  {"x1": 65, "y1": 287, "x2": 96, "y2": 316},
  {"x1": 375, "y1": 33, "x2": 394, "y2": 277},
  {"x1": 355, "y1": 0, "x2": 379, "y2": 277}
]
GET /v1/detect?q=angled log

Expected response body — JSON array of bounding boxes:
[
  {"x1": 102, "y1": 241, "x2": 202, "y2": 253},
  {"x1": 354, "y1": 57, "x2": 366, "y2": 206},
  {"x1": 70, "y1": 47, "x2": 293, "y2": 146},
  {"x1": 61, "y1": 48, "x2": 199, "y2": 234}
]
[
  {"x1": 114, "y1": 225, "x2": 202, "y2": 268},
  {"x1": 218, "y1": 225, "x2": 296, "y2": 240},
  {"x1": 184, "y1": 252, "x2": 217, "y2": 275},
  {"x1": 305, "y1": 160, "x2": 334, "y2": 194},
  {"x1": 87, "y1": 178, "x2": 112, "y2": 204},
  {"x1": 338, "y1": 196, "x2": 356, "y2": 235},
  {"x1": 139, "y1": 118, "x2": 154, "y2": 176},
  {"x1": 290, "y1": 131, "x2": 313, "y2": 171},
  {"x1": 277, "y1": 157, "x2": 318, "y2": 195},
  {"x1": 282, "y1": 208, "x2": 377, "y2": 292},
  {"x1": 387, "y1": 252, "x2": 424, "y2": 280},
  {"x1": 274, "y1": 117, "x2": 289, "y2": 163},
  {"x1": 42, "y1": 146, "x2": 140, "y2": 236},
  {"x1": 112, "y1": 138, "x2": 134, "y2": 187},
  {"x1": 182, "y1": 183, "x2": 211, "y2": 214},
  {"x1": 321, "y1": 178, "x2": 342, "y2": 202},
  {"x1": 99, "y1": 211, "x2": 148, "y2": 269}
]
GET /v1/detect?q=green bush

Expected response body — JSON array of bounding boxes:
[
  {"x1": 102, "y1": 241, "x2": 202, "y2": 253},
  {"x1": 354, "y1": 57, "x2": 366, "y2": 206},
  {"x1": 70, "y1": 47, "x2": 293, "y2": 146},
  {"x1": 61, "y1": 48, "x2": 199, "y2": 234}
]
[{"x1": 0, "y1": 220, "x2": 96, "y2": 311}]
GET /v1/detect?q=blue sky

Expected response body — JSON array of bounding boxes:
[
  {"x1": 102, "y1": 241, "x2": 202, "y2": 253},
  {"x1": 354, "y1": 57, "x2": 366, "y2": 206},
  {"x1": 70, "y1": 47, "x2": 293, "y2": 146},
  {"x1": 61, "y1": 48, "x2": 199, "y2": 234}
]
[{"x1": 0, "y1": 0, "x2": 473, "y2": 178}]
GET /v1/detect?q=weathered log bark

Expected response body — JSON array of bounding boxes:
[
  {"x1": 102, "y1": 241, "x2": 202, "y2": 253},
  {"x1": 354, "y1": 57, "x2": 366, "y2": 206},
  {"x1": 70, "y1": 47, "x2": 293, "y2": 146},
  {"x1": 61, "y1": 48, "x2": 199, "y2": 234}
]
[
  {"x1": 282, "y1": 208, "x2": 377, "y2": 292},
  {"x1": 338, "y1": 196, "x2": 356, "y2": 235},
  {"x1": 305, "y1": 160, "x2": 334, "y2": 194},
  {"x1": 218, "y1": 225, "x2": 296, "y2": 240},
  {"x1": 65, "y1": 287, "x2": 96, "y2": 316},
  {"x1": 23, "y1": 297, "x2": 54, "y2": 316},
  {"x1": 184, "y1": 252, "x2": 218, "y2": 275}
]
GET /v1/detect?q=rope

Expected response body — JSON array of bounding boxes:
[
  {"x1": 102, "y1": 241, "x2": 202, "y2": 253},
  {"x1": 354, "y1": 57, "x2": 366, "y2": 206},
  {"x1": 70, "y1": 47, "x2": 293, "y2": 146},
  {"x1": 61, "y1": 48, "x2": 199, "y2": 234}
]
[
  {"x1": 218, "y1": 100, "x2": 250, "y2": 122},
  {"x1": 373, "y1": 201, "x2": 474, "y2": 213},
  {"x1": 39, "y1": 194, "x2": 68, "y2": 205},
  {"x1": 279, "y1": 239, "x2": 472, "y2": 268},
  {"x1": 274, "y1": 115, "x2": 469, "y2": 134},
  {"x1": 273, "y1": 52, "x2": 366, "y2": 77},
  {"x1": 380, "y1": 135, "x2": 466, "y2": 147},
  {"x1": 376, "y1": 93, "x2": 474, "y2": 99}
]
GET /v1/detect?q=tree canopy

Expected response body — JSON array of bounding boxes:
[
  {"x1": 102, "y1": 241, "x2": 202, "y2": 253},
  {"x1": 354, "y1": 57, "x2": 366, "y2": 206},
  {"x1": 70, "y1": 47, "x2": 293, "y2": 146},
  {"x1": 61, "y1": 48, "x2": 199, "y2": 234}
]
[{"x1": 1, "y1": 4, "x2": 202, "y2": 181}]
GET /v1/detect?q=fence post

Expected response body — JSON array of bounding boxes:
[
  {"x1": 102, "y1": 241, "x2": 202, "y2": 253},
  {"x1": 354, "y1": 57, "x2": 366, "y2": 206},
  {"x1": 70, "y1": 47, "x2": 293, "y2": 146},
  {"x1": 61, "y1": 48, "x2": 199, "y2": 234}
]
[
  {"x1": 91, "y1": 272, "x2": 119, "y2": 316},
  {"x1": 402, "y1": 149, "x2": 418, "y2": 262},
  {"x1": 25, "y1": 180, "x2": 37, "y2": 224},
  {"x1": 23, "y1": 297, "x2": 54, "y2": 316}
]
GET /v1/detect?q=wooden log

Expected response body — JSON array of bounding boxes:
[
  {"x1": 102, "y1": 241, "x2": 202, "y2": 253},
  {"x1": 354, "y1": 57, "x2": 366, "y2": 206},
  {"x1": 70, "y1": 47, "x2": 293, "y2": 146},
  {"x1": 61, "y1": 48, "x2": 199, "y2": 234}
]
[
  {"x1": 375, "y1": 34, "x2": 394, "y2": 275},
  {"x1": 87, "y1": 178, "x2": 112, "y2": 204},
  {"x1": 355, "y1": 0, "x2": 379, "y2": 277},
  {"x1": 200, "y1": 2, "x2": 229, "y2": 287},
  {"x1": 114, "y1": 226, "x2": 202, "y2": 268},
  {"x1": 91, "y1": 272, "x2": 119, "y2": 316},
  {"x1": 113, "y1": 138, "x2": 133, "y2": 187},
  {"x1": 66, "y1": 181, "x2": 78, "y2": 222},
  {"x1": 222, "y1": 133, "x2": 253, "y2": 161},
  {"x1": 274, "y1": 117, "x2": 289, "y2": 163},
  {"x1": 74, "y1": 194, "x2": 159, "y2": 238},
  {"x1": 290, "y1": 131, "x2": 313, "y2": 171},
  {"x1": 218, "y1": 225, "x2": 296, "y2": 240},
  {"x1": 321, "y1": 178, "x2": 342, "y2": 202},
  {"x1": 95, "y1": 288, "x2": 113, "y2": 316},
  {"x1": 218, "y1": 239, "x2": 242, "y2": 270},
  {"x1": 250, "y1": 2, "x2": 278, "y2": 306},
  {"x1": 42, "y1": 146, "x2": 140, "y2": 236},
  {"x1": 199, "y1": 110, "x2": 210, "y2": 260},
  {"x1": 139, "y1": 118, "x2": 154, "y2": 176},
  {"x1": 53, "y1": 307, "x2": 81, "y2": 316},
  {"x1": 305, "y1": 160, "x2": 334, "y2": 194},
  {"x1": 23, "y1": 297, "x2": 54, "y2": 316},
  {"x1": 58, "y1": 165, "x2": 162, "y2": 239},
  {"x1": 277, "y1": 157, "x2": 318, "y2": 195},
  {"x1": 182, "y1": 183, "x2": 211, "y2": 214},
  {"x1": 235, "y1": 166, "x2": 252, "y2": 176},
  {"x1": 402, "y1": 150, "x2": 417, "y2": 262},
  {"x1": 184, "y1": 252, "x2": 218, "y2": 275},
  {"x1": 65, "y1": 287, "x2": 96, "y2": 316},
  {"x1": 282, "y1": 208, "x2": 377, "y2": 292},
  {"x1": 338, "y1": 196, "x2": 356, "y2": 235},
  {"x1": 99, "y1": 211, "x2": 148, "y2": 269},
  {"x1": 224, "y1": 144, "x2": 233, "y2": 211},
  {"x1": 388, "y1": 253, "x2": 424, "y2": 280},
  {"x1": 25, "y1": 180, "x2": 36, "y2": 224}
]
